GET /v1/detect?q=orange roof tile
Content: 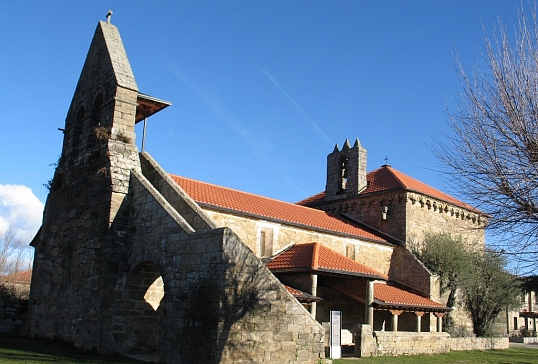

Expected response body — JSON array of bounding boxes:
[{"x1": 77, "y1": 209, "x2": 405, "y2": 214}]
[
  {"x1": 298, "y1": 165, "x2": 481, "y2": 213},
  {"x1": 284, "y1": 285, "x2": 323, "y2": 302},
  {"x1": 374, "y1": 283, "x2": 447, "y2": 310},
  {"x1": 2, "y1": 269, "x2": 32, "y2": 284},
  {"x1": 170, "y1": 175, "x2": 389, "y2": 243},
  {"x1": 266, "y1": 242, "x2": 388, "y2": 280}
]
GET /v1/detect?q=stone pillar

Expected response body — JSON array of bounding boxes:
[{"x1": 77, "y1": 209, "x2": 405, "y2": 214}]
[
  {"x1": 434, "y1": 313, "x2": 445, "y2": 332},
  {"x1": 390, "y1": 310, "x2": 403, "y2": 332},
  {"x1": 365, "y1": 280, "x2": 374, "y2": 327},
  {"x1": 310, "y1": 273, "x2": 318, "y2": 318},
  {"x1": 354, "y1": 324, "x2": 377, "y2": 358},
  {"x1": 415, "y1": 312, "x2": 425, "y2": 332}
]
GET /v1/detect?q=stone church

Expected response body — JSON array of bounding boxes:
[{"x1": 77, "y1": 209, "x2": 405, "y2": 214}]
[{"x1": 27, "y1": 19, "x2": 487, "y2": 363}]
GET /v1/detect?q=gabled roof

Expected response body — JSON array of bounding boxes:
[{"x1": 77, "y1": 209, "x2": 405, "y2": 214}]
[
  {"x1": 268, "y1": 243, "x2": 448, "y2": 311},
  {"x1": 170, "y1": 175, "x2": 390, "y2": 243},
  {"x1": 298, "y1": 165, "x2": 481, "y2": 213},
  {"x1": 266, "y1": 242, "x2": 388, "y2": 280},
  {"x1": 374, "y1": 283, "x2": 448, "y2": 311}
]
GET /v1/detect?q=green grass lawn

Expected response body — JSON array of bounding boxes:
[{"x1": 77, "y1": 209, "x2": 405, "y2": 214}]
[
  {"x1": 0, "y1": 334, "x2": 142, "y2": 363},
  {"x1": 1, "y1": 334, "x2": 537, "y2": 364},
  {"x1": 334, "y1": 347, "x2": 538, "y2": 364}
]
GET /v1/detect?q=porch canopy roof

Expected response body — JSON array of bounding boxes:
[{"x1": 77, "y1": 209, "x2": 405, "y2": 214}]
[
  {"x1": 266, "y1": 242, "x2": 388, "y2": 281},
  {"x1": 267, "y1": 242, "x2": 450, "y2": 313},
  {"x1": 285, "y1": 285, "x2": 323, "y2": 303},
  {"x1": 373, "y1": 283, "x2": 451, "y2": 313}
]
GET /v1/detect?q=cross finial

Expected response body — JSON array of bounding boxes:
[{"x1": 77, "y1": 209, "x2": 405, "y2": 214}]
[
  {"x1": 106, "y1": 10, "x2": 113, "y2": 23},
  {"x1": 384, "y1": 156, "x2": 389, "y2": 165}
]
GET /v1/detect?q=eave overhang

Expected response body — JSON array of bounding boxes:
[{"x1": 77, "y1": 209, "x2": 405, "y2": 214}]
[{"x1": 135, "y1": 92, "x2": 171, "y2": 123}]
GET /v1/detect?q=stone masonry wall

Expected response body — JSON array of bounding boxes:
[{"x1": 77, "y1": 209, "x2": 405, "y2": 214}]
[
  {"x1": 126, "y1": 170, "x2": 325, "y2": 363},
  {"x1": 355, "y1": 327, "x2": 508, "y2": 357},
  {"x1": 315, "y1": 191, "x2": 485, "y2": 249},
  {"x1": 405, "y1": 192, "x2": 485, "y2": 248},
  {"x1": 28, "y1": 21, "x2": 143, "y2": 351},
  {"x1": 373, "y1": 331, "x2": 451, "y2": 356},
  {"x1": 450, "y1": 337, "x2": 509, "y2": 351},
  {"x1": 0, "y1": 297, "x2": 27, "y2": 335},
  {"x1": 139, "y1": 152, "x2": 217, "y2": 232},
  {"x1": 206, "y1": 209, "x2": 395, "y2": 275},
  {"x1": 388, "y1": 246, "x2": 433, "y2": 296}
]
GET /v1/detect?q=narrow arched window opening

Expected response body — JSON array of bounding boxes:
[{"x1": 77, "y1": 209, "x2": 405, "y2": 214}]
[
  {"x1": 88, "y1": 94, "x2": 104, "y2": 148},
  {"x1": 71, "y1": 106, "x2": 85, "y2": 157},
  {"x1": 339, "y1": 155, "x2": 348, "y2": 192}
]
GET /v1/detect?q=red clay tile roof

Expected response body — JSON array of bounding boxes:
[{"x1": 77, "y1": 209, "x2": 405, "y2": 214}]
[
  {"x1": 285, "y1": 285, "x2": 323, "y2": 302},
  {"x1": 374, "y1": 283, "x2": 448, "y2": 310},
  {"x1": 170, "y1": 174, "x2": 389, "y2": 243},
  {"x1": 266, "y1": 242, "x2": 388, "y2": 280},
  {"x1": 2, "y1": 269, "x2": 32, "y2": 284},
  {"x1": 298, "y1": 165, "x2": 481, "y2": 213}
]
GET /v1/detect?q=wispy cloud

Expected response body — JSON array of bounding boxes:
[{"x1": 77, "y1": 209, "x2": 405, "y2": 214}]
[
  {"x1": 162, "y1": 60, "x2": 309, "y2": 196},
  {"x1": 0, "y1": 184, "x2": 44, "y2": 245},
  {"x1": 259, "y1": 67, "x2": 333, "y2": 145}
]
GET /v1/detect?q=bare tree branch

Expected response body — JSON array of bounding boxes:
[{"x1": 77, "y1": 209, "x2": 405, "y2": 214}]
[{"x1": 435, "y1": 6, "x2": 538, "y2": 272}]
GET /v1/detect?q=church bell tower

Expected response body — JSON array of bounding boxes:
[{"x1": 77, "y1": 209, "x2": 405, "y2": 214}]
[{"x1": 325, "y1": 138, "x2": 367, "y2": 201}]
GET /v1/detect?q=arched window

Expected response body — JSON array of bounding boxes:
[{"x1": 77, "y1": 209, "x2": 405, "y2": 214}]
[
  {"x1": 88, "y1": 94, "x2": 104, "y2": 148},
  {"x1": 91, "y1": 93, "x2": 103, "y2": 128},
  {"x1": 71, "y1": 106, "x2": 85, "y2": 156}
]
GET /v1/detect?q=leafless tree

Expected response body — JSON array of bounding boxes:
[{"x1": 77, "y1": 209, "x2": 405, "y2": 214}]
[
  {"x1": 0, "y1": 225, "x2": 32, "y2": 281},
  {"x1": 0, "y1": 225, "x2": 18, "y2": 276},
  {"x1": 436, "y1": 6, "x2": 538, "y2": 271}
]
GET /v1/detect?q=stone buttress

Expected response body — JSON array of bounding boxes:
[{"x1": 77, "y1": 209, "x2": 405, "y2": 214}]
[{"x1": 27, "y1": 20, "x2": 324, "y2": 363}]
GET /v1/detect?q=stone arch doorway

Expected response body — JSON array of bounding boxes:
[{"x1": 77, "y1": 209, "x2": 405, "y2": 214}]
[{"x1": 116, "y1": 260, "x2": 165, "y2": 357}]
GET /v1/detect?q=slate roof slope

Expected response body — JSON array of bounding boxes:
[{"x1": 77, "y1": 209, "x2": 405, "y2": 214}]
[
  {"x1": 298, "y1": 165, "x2": 481, "y2": 213},
  {"x1": 266, "y1": 242, "x2": 388, "y2": 280},
  {"x1": 170, "y1": 175, "x2": 389, "y2": 243}
]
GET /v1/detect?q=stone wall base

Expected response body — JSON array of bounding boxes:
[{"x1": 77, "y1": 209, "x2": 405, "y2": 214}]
[
  {"x1": 450, "y1": 337, "x2": 509, "y2": 350},
  {"x1": 0, "y1": 298, "x2": 27, "y2": 335},
  {"x1": 354, "y1": 327, "x2": 509, "y2": 357}
]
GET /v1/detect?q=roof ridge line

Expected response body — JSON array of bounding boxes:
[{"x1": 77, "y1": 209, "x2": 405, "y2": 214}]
[
  {"x1": 384, "y1": 165, "x2": 409, "y2": 189},
  {"x1": 339, "y1": 213, "x2": 403, "y2": 246},
  {"x1": 381, "y1": 167, "x2": 482, "y2": 213}
]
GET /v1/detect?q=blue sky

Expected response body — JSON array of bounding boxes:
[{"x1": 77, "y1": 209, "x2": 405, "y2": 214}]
[{"x1": 0, "y1": 1, "x2": 525, "y2": 245}]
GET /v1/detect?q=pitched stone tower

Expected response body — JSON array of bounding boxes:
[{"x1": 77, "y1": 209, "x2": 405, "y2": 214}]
[
  {"x1": 28, "y1": 20, "x2": 143, "y2": 348},
  {"x1": 325, "y1": 138, "x2": 367, "y2": 201}
]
